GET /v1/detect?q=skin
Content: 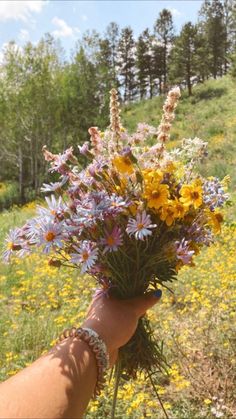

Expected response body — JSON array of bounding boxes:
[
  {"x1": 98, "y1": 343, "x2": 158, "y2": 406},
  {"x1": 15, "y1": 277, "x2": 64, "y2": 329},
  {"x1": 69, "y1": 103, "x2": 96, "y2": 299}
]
[{"x1": 0, "y1": 292, "x2": 161, "y2": 419}]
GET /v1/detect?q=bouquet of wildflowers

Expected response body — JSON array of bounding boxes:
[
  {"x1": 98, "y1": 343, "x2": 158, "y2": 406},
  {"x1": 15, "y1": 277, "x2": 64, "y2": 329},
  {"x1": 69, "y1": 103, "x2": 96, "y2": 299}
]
[{"x1": 4, "y1": 87, "x2": 229, "y2": 388}]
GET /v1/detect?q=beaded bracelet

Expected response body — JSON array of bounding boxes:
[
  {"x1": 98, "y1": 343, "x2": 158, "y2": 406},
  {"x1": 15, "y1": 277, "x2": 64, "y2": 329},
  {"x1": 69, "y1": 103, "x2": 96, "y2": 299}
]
[{"x1": 57, "y1": 326, "x2": 109, "y2": 397}]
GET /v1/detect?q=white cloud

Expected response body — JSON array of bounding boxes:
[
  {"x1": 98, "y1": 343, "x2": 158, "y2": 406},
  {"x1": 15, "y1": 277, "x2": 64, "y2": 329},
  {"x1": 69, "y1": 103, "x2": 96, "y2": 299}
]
[
  {"x1": 18, "y1": 28, "x2": 30, "y2": 41},
  {"x1": 52, "y1": 17, "x2": 79, "y2": 38},
  {"x1": 0, "y1": 1, "x2": 46, "y2": 22},
  {"x1": 82, "y1": 14, "x2": 88, "y2": 21},
  {"x1": 168, "y1": 7, "x2": 182, "y2": 18}
]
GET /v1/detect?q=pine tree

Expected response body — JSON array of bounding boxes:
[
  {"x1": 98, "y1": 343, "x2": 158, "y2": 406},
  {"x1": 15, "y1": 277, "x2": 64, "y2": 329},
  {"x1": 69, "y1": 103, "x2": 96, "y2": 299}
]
[
  {"x1": 136, "y1": 29, "x2": 155, "y2": 99},
  {"x1": 105, "y1": 22, "x2": 120, "y2": 88},
  {"x1": 169, "y1": 22, "x2": 198, "y2": 96},
  {"x1": 154, "y1": 8, "x2": 174, "y2": 92},
  {"x1": 199, "y1": 0, "x2": 226, "y2": 78},
  {"x1": 118, "y1": 27, "x2": 137, "y2": 102}
]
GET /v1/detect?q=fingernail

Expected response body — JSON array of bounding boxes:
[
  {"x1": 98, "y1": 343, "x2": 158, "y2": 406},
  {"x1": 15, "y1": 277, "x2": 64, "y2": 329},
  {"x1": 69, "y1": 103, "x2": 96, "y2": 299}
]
[{"x1": 154, "y1": 289, "x2": 162, "y2": 298}]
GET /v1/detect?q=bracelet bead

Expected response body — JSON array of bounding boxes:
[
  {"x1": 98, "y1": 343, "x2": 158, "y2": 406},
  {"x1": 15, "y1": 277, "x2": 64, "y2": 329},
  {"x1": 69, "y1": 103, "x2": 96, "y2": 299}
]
[{"x1": 57, "y1": 326, "x2": 109, "y2": 397}]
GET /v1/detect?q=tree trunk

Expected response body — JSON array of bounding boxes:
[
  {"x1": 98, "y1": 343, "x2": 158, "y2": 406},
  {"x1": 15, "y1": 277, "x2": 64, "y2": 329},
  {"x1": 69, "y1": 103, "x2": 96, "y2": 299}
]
[{"x1": 18, "y1": 146, "x2": 25, "y2": 204}]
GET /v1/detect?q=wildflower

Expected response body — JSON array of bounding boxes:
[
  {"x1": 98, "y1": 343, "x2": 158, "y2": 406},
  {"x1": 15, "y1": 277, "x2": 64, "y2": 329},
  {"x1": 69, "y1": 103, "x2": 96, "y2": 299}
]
[
  {"x1": 70, "y1": 241, "x2": 98, "y2": 273},
  {"x1": 78, "y1": 141, "x2": 90, "y2": 156},
  {"x1": 36, "y1": 221, "x2": 64, "y2": 253},
  {"x1": 37, "y1": 195, "x2": 67, "y2": 220},
  {"x1": 172, "y1": 198, "x2": 186, "y2": 219},
  {"x1": 159, "y1": 204, "x2": 177, "y2": 226},
  {"x1": 206, "y1": 210, "x2": 224, "y2": 233},
  {"x1": 41, "y1": 176, "x2": 68, "y2": 193},
  {"x1": 2, "y1": 229, "x2": 23, "y2": 262},
  {"x1": 203, "y1": 177, "x2": 229, "y2": 210},
  {"x1": 88, "y1": 127, "x2": 103, "y2": 154},
  {"x1": 143, "y1": 182, "x2": 169, "y2": 210},
  {"x1": 112, "y1": 155, "x2": 134, "y2": 175},
  {"x1": 101, "y1": 226, "x2": 123, "y2": 252},
  {"x1": 180, "y1": 181, "x2": 203, "y2": 209},
  {"x1": 126, "y1": 211, "x2": 157, "y2": 240},
  {"x1": 175, "y1": 238, "x2": 195, "y2": 265}
]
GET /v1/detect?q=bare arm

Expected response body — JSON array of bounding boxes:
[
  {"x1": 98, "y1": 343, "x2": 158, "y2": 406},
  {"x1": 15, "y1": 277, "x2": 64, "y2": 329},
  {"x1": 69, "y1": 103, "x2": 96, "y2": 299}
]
[{"x1": 0, "y1": 292, "x2": 161, "y2": 419}]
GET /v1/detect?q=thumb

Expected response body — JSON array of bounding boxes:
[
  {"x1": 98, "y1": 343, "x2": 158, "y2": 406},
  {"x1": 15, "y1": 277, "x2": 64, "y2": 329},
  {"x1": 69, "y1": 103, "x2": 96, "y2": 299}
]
[{"x1": 129, "y1": 290, "x2": 162, "y2": 317}]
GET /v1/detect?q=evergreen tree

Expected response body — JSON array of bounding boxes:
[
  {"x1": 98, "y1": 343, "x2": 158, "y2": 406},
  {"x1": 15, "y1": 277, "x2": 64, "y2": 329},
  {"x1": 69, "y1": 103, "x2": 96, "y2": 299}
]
[
  {"x1": 169, "y1": 22, "x2": 198, "y2": 96},
  {"x1": 105, "y1": 22, "x2": 120, "y2": 88},
  {"x1": 199, "y1": 0, "x2": 226, "y2": 78},
  {"x1": 136, "y1": 30, "x2": 150, "y2": 99},
  {"x1": 154, "y1": 8, "x2": 174, "y2": 91},
  {"x1": 118, "y1": 27, "x2": 137, "y2": 102}
]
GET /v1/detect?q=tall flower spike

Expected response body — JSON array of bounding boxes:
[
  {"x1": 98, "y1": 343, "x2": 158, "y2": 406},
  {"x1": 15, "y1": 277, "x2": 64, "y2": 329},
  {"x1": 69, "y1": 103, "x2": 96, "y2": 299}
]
[
  {"x1": 109, "y1": 88, "x2": 121, "y2": 151},
  {"x1": 153, "y1": 86, "x2": 181, "y2": 156}
]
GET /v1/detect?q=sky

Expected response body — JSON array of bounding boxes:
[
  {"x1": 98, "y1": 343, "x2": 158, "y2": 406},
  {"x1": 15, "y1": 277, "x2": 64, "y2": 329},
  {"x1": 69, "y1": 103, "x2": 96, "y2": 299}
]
[{"x1": 0, "y1": 0, "x2": 204, "y2": 59}]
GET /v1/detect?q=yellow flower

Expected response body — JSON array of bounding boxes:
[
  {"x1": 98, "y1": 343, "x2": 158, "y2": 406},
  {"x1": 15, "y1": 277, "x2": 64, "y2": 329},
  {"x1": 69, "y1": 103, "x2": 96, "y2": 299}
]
[
  {"x1": 144, "y1": 183, "x2": 169, "y2": 210},
  {"x1": 142, "y1": 168, "x2": 163, "y2": 183},
  {"x1": 171, "y1": 198, "x2": 186, "y2": 219},
  {"x1": 159, "y1": 203, "x2": 177, "y2": 226},
  {"x1": 204, "y1": 399, "x2": 212, "y2": 405},
  {"x1": 112, "y1": 156, "x2": 134, "y2": 175},
  {"x1": 206, "y1": 210, "x2": 224, "y2": 233},
  {"x1": 180, "y1": 181, "x2": 203, "y2": 209}
]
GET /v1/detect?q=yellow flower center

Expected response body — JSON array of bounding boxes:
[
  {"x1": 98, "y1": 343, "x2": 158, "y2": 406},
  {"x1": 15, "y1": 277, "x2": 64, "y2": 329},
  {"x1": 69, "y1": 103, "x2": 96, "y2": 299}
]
[
  {"x1": 191, "y1": 191, "x2": 200, "y2": 200},
  {"x1": 45, "y1": 231, "x2": 56, "y2": 242},
  {"x1": 107, "y1": 236, "x2": 115, "y2": 246},
  {"x1": 7, "y1": 242, "x2": 14, "y2": 250},
  {"x1": 82, "y1": 251, "x2": 89, "y2": 261},
  {"x1": 137, "y1": 223, "x2": 144, "y2": 230},
  {"x1": 151, "y1": 190, "x2": 161, "y2": 199},
  {"x1": 215, "y1": 213, "x2": 223, "y2": 223}
]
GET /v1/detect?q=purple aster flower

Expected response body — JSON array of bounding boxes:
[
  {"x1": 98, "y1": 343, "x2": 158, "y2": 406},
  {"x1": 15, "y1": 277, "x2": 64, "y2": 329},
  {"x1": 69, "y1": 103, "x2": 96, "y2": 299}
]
[
  {"x1": 78, "y1": 141, "x2": 90, "y2": 156},
  {"x1": 70, "y1": 241, "x2": 98, "y2": 273},
  {"x1": 101, "y1": 226, "x2": 123, "y2": 253},
  {"x1": 2, "y1": 228, "x2": 24, "y2": 262},
  {"x1": 30, "y1": 220, "x2": 64, "y2": 253},
  {"x1": 37, "y1": 195, "x2": 67, "y2": 220},
  {"x1": 175, "y1": 239, "x2": 194, "y2": 265},
  {"x1": 41, "y1": 176, "x2": 68, "y2": 193},
  {"x1": 126, "y1": 211, "x2": 157, "y2": 240},
  {"x1": 106, "y1": 194, "x2": 129, "y2": 215}
]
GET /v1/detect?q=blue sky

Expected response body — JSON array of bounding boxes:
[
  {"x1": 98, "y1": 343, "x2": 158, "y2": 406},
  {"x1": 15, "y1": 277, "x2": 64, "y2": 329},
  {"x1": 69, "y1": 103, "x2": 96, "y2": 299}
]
[{"x1": 0, "y1": 1, "x2": 203, "y2": 58}]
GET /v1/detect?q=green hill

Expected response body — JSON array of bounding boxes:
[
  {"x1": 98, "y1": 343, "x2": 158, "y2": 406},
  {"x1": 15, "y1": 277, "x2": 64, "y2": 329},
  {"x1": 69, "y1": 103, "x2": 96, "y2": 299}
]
[{"x1": 123, "y1": 76, "x2": 236, "y2": 192}]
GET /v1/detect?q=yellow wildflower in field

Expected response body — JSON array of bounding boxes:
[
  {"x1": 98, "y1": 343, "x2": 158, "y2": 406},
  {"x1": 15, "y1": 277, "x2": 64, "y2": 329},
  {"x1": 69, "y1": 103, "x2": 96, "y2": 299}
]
[{"x1": 180, "y1": 180, "x2": 203, "y2": 209}]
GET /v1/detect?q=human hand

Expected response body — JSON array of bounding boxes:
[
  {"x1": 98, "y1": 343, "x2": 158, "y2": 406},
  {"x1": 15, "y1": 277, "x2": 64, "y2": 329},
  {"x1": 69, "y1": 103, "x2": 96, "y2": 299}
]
[{"x1": 82, "y1": 290, "x2": 162, "y2": 366}]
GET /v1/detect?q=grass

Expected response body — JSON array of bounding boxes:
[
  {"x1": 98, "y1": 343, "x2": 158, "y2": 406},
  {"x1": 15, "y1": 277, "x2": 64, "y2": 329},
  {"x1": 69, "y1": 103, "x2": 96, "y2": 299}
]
[
  {"x1": 0, "y1": 77, "x2": 236, "y2": 418},
  {"x1": 123, "y1": 76, "x2": 236, "y2": 190}
]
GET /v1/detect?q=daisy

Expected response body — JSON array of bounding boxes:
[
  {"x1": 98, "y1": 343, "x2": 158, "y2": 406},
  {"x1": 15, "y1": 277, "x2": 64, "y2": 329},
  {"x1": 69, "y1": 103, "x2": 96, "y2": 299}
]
[
  {"x1": 2, "y1": 228, "x2": 23, "y2": 262},
  {"x1": 175, "y1": 238, "x2": 194, "y2": 265},
  {"x1": 70, "y1": 241, "x2": 98, "y2": 273},
  {"x1": 126, "y1": 211, "x2": 157, "y2": 240},
  {"x1": 101, "y1": 226, "x2": 123, "y2": 253}
]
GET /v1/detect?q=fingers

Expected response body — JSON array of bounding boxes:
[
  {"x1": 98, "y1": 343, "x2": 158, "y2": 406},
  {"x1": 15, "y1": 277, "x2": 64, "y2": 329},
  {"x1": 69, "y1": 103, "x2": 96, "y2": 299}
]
[{"x1": 128, "y1": 290, "x2": 162, "y2": 317}]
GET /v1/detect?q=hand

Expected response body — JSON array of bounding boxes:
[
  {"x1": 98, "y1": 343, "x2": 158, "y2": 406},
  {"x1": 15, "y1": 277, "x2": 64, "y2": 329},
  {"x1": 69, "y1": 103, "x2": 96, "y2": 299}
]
[{"x1": 82, "y1": 290, "x2": 162, "y2": 366}]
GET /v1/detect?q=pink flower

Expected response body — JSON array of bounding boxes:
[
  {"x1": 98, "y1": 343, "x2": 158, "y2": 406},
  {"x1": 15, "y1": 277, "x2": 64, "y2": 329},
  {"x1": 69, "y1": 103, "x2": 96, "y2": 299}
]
[
  {"x1": 126, "y1": 211, "x2": 157, "y2": 240},
  {"x1": 101, "y1": 226, "x2": 123, "y2": 253}
]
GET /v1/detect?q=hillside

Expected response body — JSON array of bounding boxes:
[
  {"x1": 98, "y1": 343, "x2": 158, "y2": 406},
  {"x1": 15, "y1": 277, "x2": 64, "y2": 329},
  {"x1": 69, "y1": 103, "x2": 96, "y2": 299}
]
[{"x1": 123, "y1": 76, "x2": 236, "y2": 192}]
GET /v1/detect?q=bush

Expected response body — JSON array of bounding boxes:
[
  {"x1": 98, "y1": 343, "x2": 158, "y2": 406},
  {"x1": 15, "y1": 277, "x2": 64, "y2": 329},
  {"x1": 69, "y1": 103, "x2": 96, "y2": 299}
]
[{"x1": 0, "y1": 182, "x2": 20, "y2": 211}]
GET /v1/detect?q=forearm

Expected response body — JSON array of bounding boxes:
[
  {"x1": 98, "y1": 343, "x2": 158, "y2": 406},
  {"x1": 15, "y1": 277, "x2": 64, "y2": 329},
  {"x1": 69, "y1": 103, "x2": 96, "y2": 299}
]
[{"x1": 0, "y1": 337, "x2": 97, "y2": 419}]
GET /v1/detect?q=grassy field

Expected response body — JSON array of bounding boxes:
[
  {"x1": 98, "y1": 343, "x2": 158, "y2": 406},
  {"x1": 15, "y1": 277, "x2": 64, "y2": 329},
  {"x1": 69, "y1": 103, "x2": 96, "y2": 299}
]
[{"x1": 0, "y1": 77, "x2": 236, "y2": 418}]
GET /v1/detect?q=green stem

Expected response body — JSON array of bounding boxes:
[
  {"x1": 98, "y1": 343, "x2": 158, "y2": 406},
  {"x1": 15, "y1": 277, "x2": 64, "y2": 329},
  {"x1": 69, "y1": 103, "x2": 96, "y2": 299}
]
[{"x1": 111, "y1": 360, "x2": 122, "y2": 419}]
